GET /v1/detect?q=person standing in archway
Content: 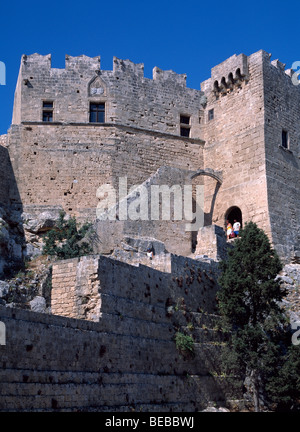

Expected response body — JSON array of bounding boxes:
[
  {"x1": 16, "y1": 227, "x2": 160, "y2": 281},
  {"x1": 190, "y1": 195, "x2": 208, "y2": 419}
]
[
  {"x1": 226, "y1": 220, "x2": 233, "y2": 240},
  {"x1": 233, "y1": 219, "x2": 241, "y2": 237}
]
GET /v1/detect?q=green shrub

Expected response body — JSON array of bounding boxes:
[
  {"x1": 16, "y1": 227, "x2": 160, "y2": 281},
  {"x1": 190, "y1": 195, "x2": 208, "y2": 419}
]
[
  {"x1": 42, "y1": 211, "x2": 93, "y2": 260},
  {"x1": 175, "y1": 331, "x2": 195, "y2": 357}
]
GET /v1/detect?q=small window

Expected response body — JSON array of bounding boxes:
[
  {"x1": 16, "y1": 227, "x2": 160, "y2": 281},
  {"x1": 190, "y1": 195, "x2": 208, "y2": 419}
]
[
  {"x1": 180, "y1": 115, "x2": 190, "y2": 125},
  {"x1": 282, "y1": 130, "x2": 288, "y2": 149},
  {"x1": 42, "y1": 101, "x2": 53, "y2": 122},
  {"x1": 180, "y1": 114, "x2": 191, "y2": 137},
  {"x1": 208, "y1": 109, "x2": 214, "y2": 121},
  {"x1": 180, "y1": 127, "x2": 190, "y2": 137},
  {"x1": 90, "y1": 103, "x2": 105, "y2": 123}
]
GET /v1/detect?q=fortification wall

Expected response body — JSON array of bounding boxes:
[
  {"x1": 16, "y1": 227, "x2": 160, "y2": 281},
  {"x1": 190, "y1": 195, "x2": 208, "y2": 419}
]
[
  {"x1": 7, "y1": 123, "x2": 203, "y2": 223},
  {"x1": 262, "y1": 58, "x2": 300, "y2": 260},
  {"x1": 0, "y1": 254, "x2": 232, "y2": 412},
  {"x1": 200, "y1": 50, "x2": 271, "y2": 238}
]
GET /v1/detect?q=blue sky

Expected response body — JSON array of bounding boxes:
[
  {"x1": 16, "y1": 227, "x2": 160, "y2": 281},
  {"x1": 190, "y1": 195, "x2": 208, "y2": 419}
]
[{"x1": 0, "y1": 0, "x2": 299, "y2": 135}]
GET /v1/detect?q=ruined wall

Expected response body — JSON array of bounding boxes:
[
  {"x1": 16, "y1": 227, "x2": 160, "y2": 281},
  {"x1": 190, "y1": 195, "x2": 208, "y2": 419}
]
[
  {"x1": 0, "y1": 255, "x2": 232, "y2": 412},
  {"x1": 195, "y1": 225, "x2": 228, "y2": 261},
  {"x1": 95, "y1": 166, "x2": 204, "y2": 256},
  {"x1": 51, "y1": 256, "x2": 101, "y2": 321},
  {"x1": 200, "y1": 51, "x2": 271, "y2": 238},
  {"x1": 262, "y1": 58, "x2": 300, "y2": 260},
  {"x1": 51, "y1": 254, "x2": 220, "y2": 321}
]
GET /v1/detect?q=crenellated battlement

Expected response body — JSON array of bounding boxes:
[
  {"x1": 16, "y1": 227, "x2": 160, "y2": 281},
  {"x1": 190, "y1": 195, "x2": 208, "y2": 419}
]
[
  {"x1": 153, "y1": 66, "x2": 187, "y2": 86},
  {"x1": 211, "y1": 53, "x2": 249, "y2": 94},
  {"x1": 113, "y1": 56, "x2": 144, "y2": 78},
  {"x1": 20, "y1": 53, "x2": 189, "y2": 87},
  {"x1": 13, "y1": 52, "x2": 204, "y2": 134}
]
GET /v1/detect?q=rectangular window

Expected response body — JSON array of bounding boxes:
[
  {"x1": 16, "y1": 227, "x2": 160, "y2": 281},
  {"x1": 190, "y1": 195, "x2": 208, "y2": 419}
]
[
  {"x1": 42, "y1": 101, "x2": 53, "y2": 122},
  {"x1": 282, "y1": 130, "x2": 288, "y2": 149},
  {"x1": 180, "y1": 115, "x2": 190, "y2": 125},
  {"x1": 208, "y1": 109, "x2": 214, "y2": 121},
  {"x1": 90, "y1": 103, "x2": 105, "y2": 123},
  {"x1": 180, "y1": 114, "x2": 191, "y2": 137},
  {"x1": 180, "y1": 127, "x2": 190, "y2": 137}
]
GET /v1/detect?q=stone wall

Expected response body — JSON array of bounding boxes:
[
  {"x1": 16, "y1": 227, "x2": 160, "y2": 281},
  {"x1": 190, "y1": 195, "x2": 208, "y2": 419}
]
[
  {"x1": 95, "y1": 166, "x2": 204, "y2": 256},
  {"x1": 195, "y1": 225, "x2": 228, "y2": 261},
  {"x1": 7, "y1": 123, "x2": 203, "y2": 224},
  {"x1": 51, "y1": 256, "x2": 101, "y2": 321},
  {"x1": 51, "y1": 253, "x2": 220, "y2": 322},
  {"x1": 0, "y1": 254, "x2": 233, "y2": 412},
  {"x1": 262, "y1": 57, "x2": 300, "y2": 261}
]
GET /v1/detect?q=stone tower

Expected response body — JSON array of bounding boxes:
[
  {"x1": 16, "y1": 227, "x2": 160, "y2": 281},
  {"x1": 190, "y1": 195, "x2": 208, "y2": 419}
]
[{"x1": 200, "y1": 50, "x2": 300, "y2": 261}]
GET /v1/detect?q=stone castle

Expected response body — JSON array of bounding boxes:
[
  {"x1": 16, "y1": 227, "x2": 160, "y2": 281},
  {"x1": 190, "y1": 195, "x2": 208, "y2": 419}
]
[
  {"x1": 0, "y1": 49, "x2": 299, "y2": 411},
  {"x1": 1, "y1": 49, "x2": 300, "y2": 264}
]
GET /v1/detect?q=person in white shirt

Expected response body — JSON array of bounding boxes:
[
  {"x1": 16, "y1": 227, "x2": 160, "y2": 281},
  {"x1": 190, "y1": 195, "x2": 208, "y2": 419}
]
[{"x1": 233, "y1": 220, "x2": 241, "y2": 237}]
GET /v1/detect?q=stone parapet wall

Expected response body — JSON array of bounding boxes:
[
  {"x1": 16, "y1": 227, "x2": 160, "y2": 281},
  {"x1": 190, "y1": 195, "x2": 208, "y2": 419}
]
[{"x1": 13, "y1": 53, "x2": 205, "y2": 138}]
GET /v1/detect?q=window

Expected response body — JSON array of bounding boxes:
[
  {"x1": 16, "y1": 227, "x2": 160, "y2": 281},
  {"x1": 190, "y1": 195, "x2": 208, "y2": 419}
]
[
  {"x1": 282, "y1": 130, "x2": 288, "y2": 149},
  {"x1": 208, "y1": 109, "x2": 214, "y2": 121},
  {"x1": 180, "y1": 114, "x2": 191, "y2": 137},
  {"x1": 90, "y1": 103, "x2": 105, "y2": 123},
  {"x1": 42, "y1": 101, "x2": 53, "y2": 122}
]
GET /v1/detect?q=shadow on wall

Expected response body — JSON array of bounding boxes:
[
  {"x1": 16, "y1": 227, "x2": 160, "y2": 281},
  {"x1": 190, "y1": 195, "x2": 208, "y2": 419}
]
[
  {"x1": 204, "y1": 182, "x2": 221, "y2": 226},
  {"x1": 0, "y1": 145, "x2": 25, "y2": 278}
]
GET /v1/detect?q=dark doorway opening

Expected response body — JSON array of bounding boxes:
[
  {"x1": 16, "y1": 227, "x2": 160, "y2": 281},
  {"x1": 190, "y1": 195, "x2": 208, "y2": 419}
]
[{"x1": 225, "y1": 206, "x2": 242, "y2": 229}]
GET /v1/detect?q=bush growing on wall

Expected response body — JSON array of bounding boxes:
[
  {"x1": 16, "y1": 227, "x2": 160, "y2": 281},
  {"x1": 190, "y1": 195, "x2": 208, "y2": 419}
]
[{"x1": 42, "y1": 211, "x2": 93, "y2": 260}]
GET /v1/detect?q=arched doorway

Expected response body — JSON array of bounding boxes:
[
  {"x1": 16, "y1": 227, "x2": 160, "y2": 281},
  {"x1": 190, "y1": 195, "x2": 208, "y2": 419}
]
[{"x1": 225, "y1": 206, "x2": 242, "y2": 230}]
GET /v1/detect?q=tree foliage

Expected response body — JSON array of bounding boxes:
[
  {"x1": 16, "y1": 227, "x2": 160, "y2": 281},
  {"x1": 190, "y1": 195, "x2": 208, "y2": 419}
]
[
  {"x1": 217, "y1": 221, "x2": 299, "y2": 411},
  {"x1": 42, "y1": 211, "x2": 93, "y2": 260}
]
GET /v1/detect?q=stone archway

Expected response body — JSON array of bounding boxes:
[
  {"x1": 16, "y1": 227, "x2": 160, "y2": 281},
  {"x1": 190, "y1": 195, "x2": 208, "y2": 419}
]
[
  {"x1": 225, "y1": 206, "x2": 242, "y2": 230},
  {"x1": 189, "y1": 168, "x2": 223, "y2": 251}
]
